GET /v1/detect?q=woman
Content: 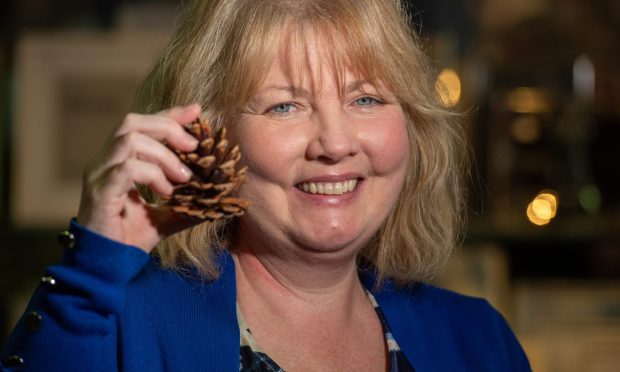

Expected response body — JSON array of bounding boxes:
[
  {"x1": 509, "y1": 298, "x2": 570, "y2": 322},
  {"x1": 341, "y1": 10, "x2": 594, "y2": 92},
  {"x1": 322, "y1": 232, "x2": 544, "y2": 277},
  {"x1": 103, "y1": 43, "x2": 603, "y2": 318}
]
[{"x1": 2, "y1": 0, "x2": 530, "y2": 371}]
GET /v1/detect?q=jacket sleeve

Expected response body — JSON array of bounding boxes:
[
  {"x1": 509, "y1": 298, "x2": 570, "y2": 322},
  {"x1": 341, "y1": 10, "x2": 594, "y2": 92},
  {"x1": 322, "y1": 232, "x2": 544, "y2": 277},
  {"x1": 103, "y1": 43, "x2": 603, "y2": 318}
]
[{"x1": 0, "y1": 220, "x2": 150, "y2": 372}]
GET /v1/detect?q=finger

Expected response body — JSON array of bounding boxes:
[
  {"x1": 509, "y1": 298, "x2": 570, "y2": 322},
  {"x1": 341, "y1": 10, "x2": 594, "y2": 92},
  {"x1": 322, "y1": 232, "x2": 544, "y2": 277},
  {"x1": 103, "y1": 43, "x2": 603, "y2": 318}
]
[
  {"x1": 93, "y1": 158, "x2": 175, "y2": 203},
  {"x1": 159, "y1": 103, "x2": 202, "y2": 124},
  {"x1": 116, "y1": 112, "x2": 199, "y2": 152},
  {"x1": 101, "y1": 131, "x2": 192, "y2": 183},
  {"x1": 154, "y1": 103, "x2": 203, "y2": 151}
]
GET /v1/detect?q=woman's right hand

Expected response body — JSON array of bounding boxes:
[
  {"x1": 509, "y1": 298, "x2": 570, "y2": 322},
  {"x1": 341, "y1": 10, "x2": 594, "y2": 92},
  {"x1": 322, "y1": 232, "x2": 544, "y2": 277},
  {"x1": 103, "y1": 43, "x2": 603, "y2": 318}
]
[{"x1": 76, "y1": 104, "x2": 202, "y2": 253}]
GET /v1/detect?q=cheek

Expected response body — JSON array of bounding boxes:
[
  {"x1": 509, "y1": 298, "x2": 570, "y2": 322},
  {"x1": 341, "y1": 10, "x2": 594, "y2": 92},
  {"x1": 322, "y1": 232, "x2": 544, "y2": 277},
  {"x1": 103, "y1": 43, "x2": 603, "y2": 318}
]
[
  {"x1": 363, "y1": 112, "x2": 410, "y2": 176},
  {"x1": 233, "y1": 122, "x2": 304, "y2": 186}
]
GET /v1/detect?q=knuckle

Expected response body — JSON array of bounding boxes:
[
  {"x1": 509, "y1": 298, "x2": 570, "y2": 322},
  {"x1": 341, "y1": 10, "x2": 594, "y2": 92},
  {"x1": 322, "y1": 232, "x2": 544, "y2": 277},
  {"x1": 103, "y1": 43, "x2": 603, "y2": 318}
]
[
  {"x1": 122, "y1": 112, "x2": 140, "y2": 127},
  {"x1": 110, "y1": 162, "x2": 129, "y2": 180},
  {"x1": 113, "y1": 159, "x2": 140, "y2": 180},
  {"x1": 113, "y1": 132, "x2": 141, "y2": 155},
  {"x1": 161, "y1": 117, "x2": 180, "y2": 132},
  {"x1": 122, "y1": 158, "x2": 140, "y2": 172},
  {"x1": 123, "y1": 130, "x2": 141, "y2": 144}
]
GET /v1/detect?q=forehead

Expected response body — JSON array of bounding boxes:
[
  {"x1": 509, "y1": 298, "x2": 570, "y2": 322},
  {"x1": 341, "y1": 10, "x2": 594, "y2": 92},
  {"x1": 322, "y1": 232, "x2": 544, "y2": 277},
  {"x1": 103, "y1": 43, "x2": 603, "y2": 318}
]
[
  {"x1": 220, "y1": 6, "x2": 401, "y2": 112},
  {"x1": 260, "y1": 22, "x2": 381, "y2": 94}
]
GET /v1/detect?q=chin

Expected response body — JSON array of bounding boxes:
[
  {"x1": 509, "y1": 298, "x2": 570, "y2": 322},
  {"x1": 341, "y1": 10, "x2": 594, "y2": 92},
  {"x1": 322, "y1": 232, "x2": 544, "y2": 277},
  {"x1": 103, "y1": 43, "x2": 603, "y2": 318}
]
[{"x1": 292, "y1": 229, "x2": 371, "y2": 257}]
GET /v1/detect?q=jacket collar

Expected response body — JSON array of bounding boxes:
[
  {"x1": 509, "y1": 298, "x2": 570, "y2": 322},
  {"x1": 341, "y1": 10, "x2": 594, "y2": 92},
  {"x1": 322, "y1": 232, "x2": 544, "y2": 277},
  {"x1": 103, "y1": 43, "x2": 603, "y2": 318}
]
[{"x1": 359, "y1": 267, "x2": 427, "y2": 370}]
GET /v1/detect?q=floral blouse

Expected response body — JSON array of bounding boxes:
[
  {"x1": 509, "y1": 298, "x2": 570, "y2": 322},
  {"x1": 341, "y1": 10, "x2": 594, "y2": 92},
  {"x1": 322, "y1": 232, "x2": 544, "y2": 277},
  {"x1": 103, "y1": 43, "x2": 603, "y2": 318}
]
[{"x1": 238, "y1": 292, "x2": 416, "y2": 372}]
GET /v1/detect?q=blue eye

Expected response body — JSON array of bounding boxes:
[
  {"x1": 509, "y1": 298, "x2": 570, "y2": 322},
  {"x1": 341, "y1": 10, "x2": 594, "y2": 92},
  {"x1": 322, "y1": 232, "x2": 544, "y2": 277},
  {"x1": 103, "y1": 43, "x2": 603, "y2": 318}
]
[
  {"x1": 271, "y1": 103, "x2": 295, "y2": 113},
  {"x1": 355, "y1": 96, "x2": 380, "y2": 106}
]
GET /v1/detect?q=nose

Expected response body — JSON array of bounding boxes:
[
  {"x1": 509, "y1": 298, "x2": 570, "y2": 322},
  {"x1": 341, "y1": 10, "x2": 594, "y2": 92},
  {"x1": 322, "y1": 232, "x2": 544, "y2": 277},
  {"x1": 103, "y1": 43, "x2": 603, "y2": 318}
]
[{"x1": 305, "y1": 110, "x2": 359, "y2": 163}]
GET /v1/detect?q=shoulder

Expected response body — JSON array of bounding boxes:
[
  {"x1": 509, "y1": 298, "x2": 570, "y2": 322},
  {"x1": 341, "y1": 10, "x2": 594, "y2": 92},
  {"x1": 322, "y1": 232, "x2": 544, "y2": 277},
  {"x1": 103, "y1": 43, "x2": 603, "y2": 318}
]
[
  {"x1": 391, "y1": 283, "x2": 514, "y2": 341},
  {"x1": 117, "y1": 253, "x2": 240, "y2": 370},
  {"x1": 126, "y1": 251, "x2": 236, "y2": 301},
  {"x1": 361, "y1": 268, "x2": 519, "y2": 340},
  {"x1": 406, "y1": 283, "x2": 497, "y2": 317},
  {"x1": 119, "y1": 252, "x2": 237, "y2": 341},
  {"x1": 379, "y1": 283, "x2": 502, "y2": 331},
  {"x1": 373, "y1": 283, "x2": 531, "y2": 371}
]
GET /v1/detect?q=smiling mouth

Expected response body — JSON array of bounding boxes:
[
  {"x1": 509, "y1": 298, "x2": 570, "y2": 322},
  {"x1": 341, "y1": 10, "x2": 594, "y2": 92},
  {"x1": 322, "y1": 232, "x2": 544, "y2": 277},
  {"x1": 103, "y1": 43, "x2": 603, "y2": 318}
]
[{"x1": 297, "y1": 179, "x2": 359, "y2": 195}]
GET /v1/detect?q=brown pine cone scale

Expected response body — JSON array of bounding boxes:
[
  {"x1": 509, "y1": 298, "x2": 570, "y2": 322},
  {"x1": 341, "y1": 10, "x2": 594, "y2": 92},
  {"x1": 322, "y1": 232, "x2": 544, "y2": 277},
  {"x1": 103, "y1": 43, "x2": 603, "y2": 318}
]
[{"x1": 166, "y1": 115, "x2": 249, "y2": 220}]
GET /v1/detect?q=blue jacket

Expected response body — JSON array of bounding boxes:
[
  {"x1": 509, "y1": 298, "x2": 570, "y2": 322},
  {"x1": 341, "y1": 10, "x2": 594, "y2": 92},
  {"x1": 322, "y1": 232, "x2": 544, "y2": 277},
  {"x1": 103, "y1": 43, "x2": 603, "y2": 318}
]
[{"x1": 1, "y1": 221, "x2": 531, "y2": 371}]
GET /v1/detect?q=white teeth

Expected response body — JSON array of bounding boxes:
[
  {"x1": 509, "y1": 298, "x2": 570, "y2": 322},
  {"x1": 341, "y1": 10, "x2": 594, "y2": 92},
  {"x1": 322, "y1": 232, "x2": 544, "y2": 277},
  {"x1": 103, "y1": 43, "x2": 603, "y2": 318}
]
[
  {"x1": 298, "y1": 179, "x2": 359, "y2": 195},
  {"x1": 333, "y1": 182, "x2": 343, "y2": 195},
  {"x1": 324, "y1": 183, "x2": 334, "y2": 195},
  {"x1": 348, "y1": 179, "x2": 356, "y2": 192}
]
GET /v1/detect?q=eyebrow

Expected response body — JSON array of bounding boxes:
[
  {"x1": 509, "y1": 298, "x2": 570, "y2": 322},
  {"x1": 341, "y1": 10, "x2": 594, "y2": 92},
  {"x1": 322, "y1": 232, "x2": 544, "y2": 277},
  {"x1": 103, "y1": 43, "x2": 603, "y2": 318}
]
[
  {"x1": 345, "y1": 80, "x2": 375, "y2": 94},
  {"x1": 260, "y1": 80, "x2": 375, "y2": 97},
  {"x1": 260, "y1": 85, "x2": 310, "y2": 96}
]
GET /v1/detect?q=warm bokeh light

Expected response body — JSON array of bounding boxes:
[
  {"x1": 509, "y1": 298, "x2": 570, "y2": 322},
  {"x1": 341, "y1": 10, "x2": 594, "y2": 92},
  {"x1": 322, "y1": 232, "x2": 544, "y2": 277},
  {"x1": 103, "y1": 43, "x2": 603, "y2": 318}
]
[
  {"x1": 507, "y1": 87, "x2": 552, "y2": 114},
  {"x1": 536, "y1": 192, "x2": 558, "y2": 217},
  {"x1": 436, "y1": 68, "x2": 462, "y2": 107},
  {"x1": 527, "y1": 203, "x2": 550, "y2": 226},
  {"x1": 526, "y1": 191, "x2": 559, "y2": 226},
  {"x1": 531, "y1": 198, "x2": 553, "y2": 220},
  {"x1": 510, "y1": 115, "x2": 542, "y2": 144}
]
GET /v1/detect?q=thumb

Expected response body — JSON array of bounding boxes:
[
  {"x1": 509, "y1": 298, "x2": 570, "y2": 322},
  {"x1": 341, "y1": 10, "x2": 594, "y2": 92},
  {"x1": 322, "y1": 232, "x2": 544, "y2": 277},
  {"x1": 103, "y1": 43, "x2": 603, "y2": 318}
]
[{"x1": 148, "y1": 204, "x2": 205, "y2": 241}]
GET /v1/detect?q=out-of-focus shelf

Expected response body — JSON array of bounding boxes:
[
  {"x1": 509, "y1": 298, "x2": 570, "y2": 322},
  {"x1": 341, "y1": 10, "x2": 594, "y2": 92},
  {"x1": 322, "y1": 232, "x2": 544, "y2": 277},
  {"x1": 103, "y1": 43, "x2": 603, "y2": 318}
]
[{"x1": 468, "y1": 212, "x2": 620, "y2": 242}]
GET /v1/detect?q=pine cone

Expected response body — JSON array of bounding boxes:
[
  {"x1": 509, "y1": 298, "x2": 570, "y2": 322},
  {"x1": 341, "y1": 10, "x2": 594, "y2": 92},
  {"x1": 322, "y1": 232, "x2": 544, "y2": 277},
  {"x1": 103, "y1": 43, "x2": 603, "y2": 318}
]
[{"x1": 167, "y1": 115, "x2": 249, "y2": 220}]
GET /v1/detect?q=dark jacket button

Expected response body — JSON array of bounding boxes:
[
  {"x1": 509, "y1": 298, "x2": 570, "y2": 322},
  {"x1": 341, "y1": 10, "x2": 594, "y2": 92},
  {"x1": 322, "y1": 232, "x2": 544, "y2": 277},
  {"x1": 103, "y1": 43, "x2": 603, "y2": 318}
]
[
  {"x1": 41, "y1": 276, "x2": 57, "y2": 286},
  {"x1": 26, "y1": 311, "x2": 42, "y2": 332},
  {"x1": 57, "y1": 230, "x2": 76, "y2": 249},
  {"x1": 4, "y1": 355, "x2": 24, "y2": 367}
]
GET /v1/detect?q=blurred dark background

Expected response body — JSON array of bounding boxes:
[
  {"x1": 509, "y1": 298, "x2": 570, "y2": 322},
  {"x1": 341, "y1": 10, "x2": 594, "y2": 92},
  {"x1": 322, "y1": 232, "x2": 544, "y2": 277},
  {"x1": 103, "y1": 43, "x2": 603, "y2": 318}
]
[{"x1": 1, "y1": 1, "x2": 619, "y2": 370}]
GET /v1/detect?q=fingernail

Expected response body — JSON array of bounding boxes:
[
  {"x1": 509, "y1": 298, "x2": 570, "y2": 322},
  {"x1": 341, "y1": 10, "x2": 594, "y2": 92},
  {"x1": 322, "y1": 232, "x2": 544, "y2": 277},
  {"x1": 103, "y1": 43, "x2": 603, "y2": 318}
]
[
  {"x1": 187, "y1": 137, "x2": 199, "y2": 148},
  {"x1": 179, "y1": 165, "x2": 193, "y2": 179}
]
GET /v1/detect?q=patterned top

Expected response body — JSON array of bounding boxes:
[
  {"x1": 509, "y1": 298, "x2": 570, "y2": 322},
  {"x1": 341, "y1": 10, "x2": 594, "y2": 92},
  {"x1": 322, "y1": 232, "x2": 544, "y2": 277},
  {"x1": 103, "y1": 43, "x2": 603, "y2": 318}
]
[{"x1": 238, "y1": 292, "x2": 416, "y2": 372}]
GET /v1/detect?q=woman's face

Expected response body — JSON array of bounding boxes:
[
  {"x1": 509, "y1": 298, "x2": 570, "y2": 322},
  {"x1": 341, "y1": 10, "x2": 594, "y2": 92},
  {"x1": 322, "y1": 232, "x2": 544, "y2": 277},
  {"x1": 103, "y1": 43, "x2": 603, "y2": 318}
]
[{"x1": 231, "y1": 34, "x2": 410, "y2": 258}]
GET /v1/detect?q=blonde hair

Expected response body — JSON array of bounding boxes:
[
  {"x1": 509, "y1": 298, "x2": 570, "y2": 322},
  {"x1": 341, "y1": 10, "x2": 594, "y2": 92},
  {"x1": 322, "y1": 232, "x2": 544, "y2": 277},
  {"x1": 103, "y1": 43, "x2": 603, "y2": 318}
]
[{"x1": 136, "y1": 0, "x2": 467, "y2": 285}]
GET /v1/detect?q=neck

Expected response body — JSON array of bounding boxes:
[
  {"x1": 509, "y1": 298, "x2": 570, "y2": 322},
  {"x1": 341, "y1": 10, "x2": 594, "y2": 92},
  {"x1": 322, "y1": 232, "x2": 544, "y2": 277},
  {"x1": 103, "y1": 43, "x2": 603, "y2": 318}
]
[
  {"x1": 231, "y1": 239, "x2": 387, "y2": 372},
  {"x1": 232, "y1": 236, "x2": 368, "y2": 319}
]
